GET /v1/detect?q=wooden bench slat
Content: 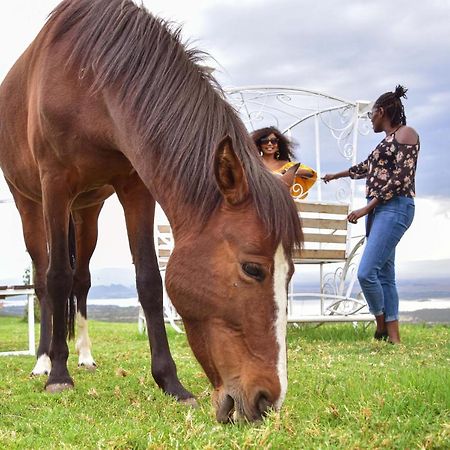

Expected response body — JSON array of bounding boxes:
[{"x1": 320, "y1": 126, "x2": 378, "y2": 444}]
[
  {"x1": 157, "y1": 225, "x2": 171, "y2": 233},
  {"x1": 303, "y1": 233, "x2": 347, "y2": 244},
  {"x1": 293, "y1": 249, "x2": 346, "y2": 261},
  {"x1": 0, "y1": 285, "x2": 35, "y2": 290},
  {"x1": 296, "y1": 202, "x2": 349, "y2": 215},
  {"x1": 158, "y1": 238, "x2": 173, "y2": 246},
  {"x1": 301, "y1": 218, "x2": 348, "y2": 231}
]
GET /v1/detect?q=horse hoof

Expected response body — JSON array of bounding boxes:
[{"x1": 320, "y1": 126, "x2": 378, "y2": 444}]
[
  {"x1": 181, "y1": 397, "x2": 199, "y2": 408},
  {"x1": 31, "y1": 370, "x2": 49, "y2": 377},
  {"x1": 78, "y1": 363, "x2": 97, "y2": 372},
  {"x1": 45, "y1": 383, "x2": 74, "y2": 394},
  {"x1": 31, "y1": 354, "x2": 52, "y2": 376}
]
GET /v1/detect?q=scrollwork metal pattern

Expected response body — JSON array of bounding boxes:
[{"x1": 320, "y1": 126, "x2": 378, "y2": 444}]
[{"x1": 225, "y1": 87, "x2": 370, "y2": 164}]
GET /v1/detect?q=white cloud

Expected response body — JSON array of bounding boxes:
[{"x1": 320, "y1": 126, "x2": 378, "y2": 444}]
[
  {"x1": 409, "y1": 90, "x2": 450, "y2": 124},
  {"x1": 398, "y1": 197, "x2": 450, "y2": 262}
]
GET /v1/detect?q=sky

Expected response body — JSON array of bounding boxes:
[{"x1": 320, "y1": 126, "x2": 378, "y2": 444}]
[{"x1": 0, "y1": 0, "x2": 449, "y2": 281}]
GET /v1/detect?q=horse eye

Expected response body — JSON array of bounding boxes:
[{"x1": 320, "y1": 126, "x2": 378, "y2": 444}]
[{"x1": 242, "y1": 263, "x2": 265, "y2": 281}]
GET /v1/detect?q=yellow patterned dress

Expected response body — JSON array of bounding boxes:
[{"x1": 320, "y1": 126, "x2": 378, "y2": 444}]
[{"x1": 274, "y1": 161, "x2": 317, "y2": 199}]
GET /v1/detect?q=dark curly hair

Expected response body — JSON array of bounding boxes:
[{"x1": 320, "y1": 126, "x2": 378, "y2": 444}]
[
  {"x1": 250, "y1": 127, "x2": 295, "y2": 161},
  {"x1": 374, "y1": 85, "x2": 408, "y2": 126}
]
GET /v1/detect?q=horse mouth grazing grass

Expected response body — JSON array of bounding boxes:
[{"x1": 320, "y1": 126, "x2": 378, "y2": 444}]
[
  {"x1": 216, "y1": 394, "x2": 236, "y2": 423},
  {"x1": 214, "y1": 386, "x2": 276, "y2": 423}
]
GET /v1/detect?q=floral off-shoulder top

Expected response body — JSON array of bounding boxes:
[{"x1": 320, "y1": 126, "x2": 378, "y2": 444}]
[{"x1": 348, "y1": 130, "x2": 420, "y2": 202}]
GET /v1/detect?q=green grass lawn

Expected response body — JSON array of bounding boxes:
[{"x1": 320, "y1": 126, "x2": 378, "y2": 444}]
[{"x1": 0, "y1": 316, "x2": 449, "y2": 449}]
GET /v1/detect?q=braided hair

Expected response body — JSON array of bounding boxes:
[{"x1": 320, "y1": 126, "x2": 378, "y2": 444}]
[{"x1": 374, "y1": 85, "x2": 408, "y2": 126}]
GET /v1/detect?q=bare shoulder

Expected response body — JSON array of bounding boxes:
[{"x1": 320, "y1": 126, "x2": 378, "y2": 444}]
[{"x1": 396, "y1": 126, "x2": 419, "y2": 145}]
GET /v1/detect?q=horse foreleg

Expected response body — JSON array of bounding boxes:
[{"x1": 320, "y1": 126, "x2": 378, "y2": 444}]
[
  {"x1": 72, "y1": 203, "x2": 104, "y2": 370},
  {"x1": 115, "y1": 176, "x2": 195, "y2": 403},
  {"x1": 6, "y1": 182, "x2": 52, "y2": 375},
  {"x1": 41, "y1": 180, "x2": 74, "y2": 392}
]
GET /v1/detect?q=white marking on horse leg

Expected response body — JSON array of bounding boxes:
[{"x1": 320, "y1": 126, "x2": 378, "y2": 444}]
[
  {"x1": 31, "y1": 354, "x2": 52, "y2": 376},
  {"x1": 273, "y1": 244, "x2": 289, "y2": 410},
  {"x1": 75, "y1": 312, "x2": 96, "y2": 369}
]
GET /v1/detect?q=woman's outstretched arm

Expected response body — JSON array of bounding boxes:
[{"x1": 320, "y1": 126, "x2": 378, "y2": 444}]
[{"x1": 322, "y1": 169, "x2": 350, "y2": 183}]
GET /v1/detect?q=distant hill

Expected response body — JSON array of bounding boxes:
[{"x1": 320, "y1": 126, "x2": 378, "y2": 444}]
[
  {"x1": 291, "y1": 278, "x2": 450, "y2": 300},
  {"x1": 2, "y1": 261, "x2": 449, "y2": 301},
  {"x1": 89, "y1": 284, "x2": 137, "y2": 299},
  {"x1": 396, "y1": 278, "x2": 450, "y2": 300},
  {"x1": 86, "y1": 264, "x2": 449, "y2": 301},
  {"x1": 85, "y1": 277, "x2": 449, "y2": 301},
  {"x1": 89, "y1": 259, "x2": 450, "y2": 287}
]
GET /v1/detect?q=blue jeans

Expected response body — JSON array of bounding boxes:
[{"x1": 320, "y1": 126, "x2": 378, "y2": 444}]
[{"x1": 358, "y1": 197, "x2": 415, "y2": 322}]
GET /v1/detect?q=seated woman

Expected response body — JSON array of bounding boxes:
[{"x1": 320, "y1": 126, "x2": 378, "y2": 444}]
[{"x1": 251, "y1": 126, "x2": 317, "y2": 199}]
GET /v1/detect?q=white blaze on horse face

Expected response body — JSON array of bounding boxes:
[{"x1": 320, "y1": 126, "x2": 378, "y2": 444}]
[
  {"x1": 31, "y1": 354, "x2": 51, "y2": 376},
  {"x1": 75, "y1": 312, "x2": 96, "y2": 369},
  {"x1": 273, "y1": 243, "x2": 289, "y2": 410}
]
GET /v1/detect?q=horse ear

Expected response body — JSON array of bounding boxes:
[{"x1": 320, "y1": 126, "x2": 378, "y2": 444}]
[
  {"x1": 279, "y1": 163, "x2": 300, "y2": 188},
  {"x1": 214, "y1": 136, "x2": 249, "y2": 206}
]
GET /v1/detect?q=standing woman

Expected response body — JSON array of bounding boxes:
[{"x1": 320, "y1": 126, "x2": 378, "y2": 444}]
[
  {"x1": 252, "y1": 127, "x2": 317, "y2": 199},
  {"x1": 322, "y1": 86, "x2": 419, "y2": 344}
]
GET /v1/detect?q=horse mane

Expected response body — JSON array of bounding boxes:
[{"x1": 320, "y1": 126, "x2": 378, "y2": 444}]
[{"x1": 48, "y1": 0, "x2": 303, "y2": 252}]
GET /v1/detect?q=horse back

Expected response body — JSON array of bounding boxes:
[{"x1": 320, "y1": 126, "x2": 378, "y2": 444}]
[{"x1": 0, "y1": 19, "x2": 132, "y2": 204}]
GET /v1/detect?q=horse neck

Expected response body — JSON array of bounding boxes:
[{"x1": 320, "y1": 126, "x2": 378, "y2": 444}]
[
  {"x1": 105, "y1": 111, "x2": 207, "y2": 236},
  {"x1": 105, "y1": 91, "x2": 238, "y2": 238}
]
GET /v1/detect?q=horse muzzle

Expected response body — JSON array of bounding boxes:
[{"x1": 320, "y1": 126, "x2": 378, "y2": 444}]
[{"x1": 214, "y1": 386, "x2": 277, "y2": 423}]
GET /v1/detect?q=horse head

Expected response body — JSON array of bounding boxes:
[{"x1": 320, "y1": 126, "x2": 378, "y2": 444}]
[{"x1": 166, "y1": 137, "x2": 295, "y2": 423}]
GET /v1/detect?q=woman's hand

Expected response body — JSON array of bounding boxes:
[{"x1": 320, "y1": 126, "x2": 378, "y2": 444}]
[
  {"x1": 347, "y1": 207, "x2": 369, "y2": 224},
  {"x1": 321, "y1": 173, "x2": 336, "y2": 183},
  {"x1": 322, "y1": 170, "x2": 350, "y2": 183}
]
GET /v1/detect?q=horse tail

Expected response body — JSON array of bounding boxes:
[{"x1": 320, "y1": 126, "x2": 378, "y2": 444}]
[{"x1": 67, "y1": 213, "x2": 76, "y2": 340}]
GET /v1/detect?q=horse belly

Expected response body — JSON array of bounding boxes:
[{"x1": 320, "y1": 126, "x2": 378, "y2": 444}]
[{"x1": 0, "y1": 56, "x2": 43, "y2": 201}]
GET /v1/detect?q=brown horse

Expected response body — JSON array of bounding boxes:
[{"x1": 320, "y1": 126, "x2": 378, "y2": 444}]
[{"x1": 0, "y1": 0, "x2": 302, "y2": 422}]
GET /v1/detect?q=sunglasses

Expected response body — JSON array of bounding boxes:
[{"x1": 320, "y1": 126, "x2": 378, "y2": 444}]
[
  {"x1": 260, "y1": 137, "x2": 279, "y2": 145},
  {"x1": 367, "y1": 108, "x2": 379, "y2": 119}
]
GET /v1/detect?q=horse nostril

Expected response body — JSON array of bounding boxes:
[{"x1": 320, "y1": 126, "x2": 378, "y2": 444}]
[
  {"x1": 255, "y1": 391, "x2": 273, "y2": 419},
  {"x1": 216, "y1": 394, "x2": 235, "y2": 424}
]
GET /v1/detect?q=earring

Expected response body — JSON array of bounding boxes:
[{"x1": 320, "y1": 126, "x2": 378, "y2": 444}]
[{"x1": 275, "y1": 151, "x2": 280, "y2": 160}]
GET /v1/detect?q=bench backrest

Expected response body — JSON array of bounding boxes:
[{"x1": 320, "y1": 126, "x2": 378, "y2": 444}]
[
  {"x1": 155, "y1": 224, "x2": 173, "y2": 269},
  {"x1": 154, "y1": 202, "x2": 350, "y2": 266},
  {"x1": 293, "y1": 201, "x2": 350, "y2": 263}
]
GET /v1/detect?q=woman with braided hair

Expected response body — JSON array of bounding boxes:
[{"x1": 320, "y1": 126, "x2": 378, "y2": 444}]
[{"x1": 322, "y1": 86, "x2": 419, "y2": 344}]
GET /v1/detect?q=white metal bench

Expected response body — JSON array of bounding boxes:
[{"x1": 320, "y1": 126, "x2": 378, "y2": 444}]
[
  {"x1": 138, "y1": 224, "x2": 183, "y2": 333},
  {"x1": 0, "y1": 284, "x2": 36, "y2": 356},
  {"x1": 289, "y1": 200, "x2": 371, "y2": 323}
]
